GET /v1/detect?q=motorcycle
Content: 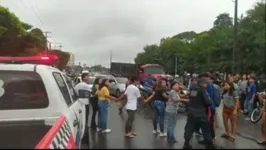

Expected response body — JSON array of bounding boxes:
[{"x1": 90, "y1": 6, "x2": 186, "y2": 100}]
[
  {"x1": 138, "y1": 84, "x2": 154, "y2": 108},
  {"x1": 177, "y1": 86, "x2": 189, "y2": 113}
]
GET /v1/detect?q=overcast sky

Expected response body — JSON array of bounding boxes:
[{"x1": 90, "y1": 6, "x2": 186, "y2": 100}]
[{"x1": 1, "y1": 0, "x2": 259, "y2": 67}]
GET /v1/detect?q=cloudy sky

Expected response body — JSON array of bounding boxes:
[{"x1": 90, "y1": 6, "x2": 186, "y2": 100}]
[{"x1": 1, "y1": 0, "x2": 259, "y2": 67}]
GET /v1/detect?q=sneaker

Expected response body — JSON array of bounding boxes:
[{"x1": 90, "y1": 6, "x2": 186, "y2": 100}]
[
  {"x1": 102, "y1": 129, "x2": 111, "y2": 133},
  {"x1": 153, "y1": 130, "x2": 160, "y2": 134},
  {"x1": 244, "y1": 117, "x2": 251, "y2": 121},
  {"x1": 168, "y1": 139, "x2": 178, "y2": 143},
  {"x1": 159, "y1": 132, "x2": 167, "y2": 137},
  {"x1": 195, "y1": 131, "x2": 202, "y2": 136},
  {"x1": 96, "y1": 128, "x2": 101, "y2": 132},
  {"x1": 183, "y1": 144, "x2": 192, "y2": 149}
]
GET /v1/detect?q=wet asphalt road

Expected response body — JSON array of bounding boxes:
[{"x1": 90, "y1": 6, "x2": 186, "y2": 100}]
[{"x1": 86, "y1": 101, "x2": 266, "y2": 149}]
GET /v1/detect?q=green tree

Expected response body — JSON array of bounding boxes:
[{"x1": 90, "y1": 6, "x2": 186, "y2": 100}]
[
  {"x1": 0, "y1": 6, "x2": 26, "y2": 56},
  {"x1": 49, "y1": 50, "x2": 70, "y2": 70},
  {"x1": 214, "y1": 13, "x2": 233, "y2": 28},
  {"x1": 135, "y1": 1, "x2": 265, "y2": 75},
  {"x1": 0, "y1": 6, "x2": 47, "y2": 56}
]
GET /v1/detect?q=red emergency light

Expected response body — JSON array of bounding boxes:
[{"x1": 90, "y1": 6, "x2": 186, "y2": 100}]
[{"x1": 0, "y1": 55, "x2": 58, "y2": 65}]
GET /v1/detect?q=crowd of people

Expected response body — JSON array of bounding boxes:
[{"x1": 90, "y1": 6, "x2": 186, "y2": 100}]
[{"x1": 74, "y1": 71, "x2": 266, "y2": 149}]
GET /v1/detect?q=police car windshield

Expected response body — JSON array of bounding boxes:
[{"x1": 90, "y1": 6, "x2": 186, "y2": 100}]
[{"x1": 0, "y1": 71, "x2": 49, "y2": 110}]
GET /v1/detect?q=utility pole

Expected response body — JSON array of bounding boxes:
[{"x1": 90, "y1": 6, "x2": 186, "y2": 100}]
[
  {"x1": 110, "y1": 50, "x2": 112, "y2": 68},
  {"x1": 232, "y1": 0, "x2": 238, "y2": 74},
  {"x1": 43, "y1": 31, "x2": 51, "y2": 53},
  {"x1": 174, "y1": 56, "x2": 178, "y2": 75},
  {"x1": 58, "y1": 44, "x2": 63, "y2": 50}
]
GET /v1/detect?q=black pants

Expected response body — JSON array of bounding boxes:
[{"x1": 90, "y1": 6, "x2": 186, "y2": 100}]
[
  {"x1": 125, "y1": 109, "x2": 136, "y2": 133},
  {"x1": 195, "y1": 126, "x2": 200, "y2": 133},
  {"x1": 209, "y1": 110, "x2": 216, "y2": 139},
  {"x1": 85, "y1": 104, "x2": 90, "y2": 126},
  {"x1": 240, "y1": 93, "x2": 246, "y2": 110},
  {"x1": 184, "y1": 114, "x2": 214, "y2": 148},
  {"x1": 90, "y1": 102, "x2": 98, "y2": 129},
  {"x1": 82, "y1": 104, "x2": 90, "y2": 146}
]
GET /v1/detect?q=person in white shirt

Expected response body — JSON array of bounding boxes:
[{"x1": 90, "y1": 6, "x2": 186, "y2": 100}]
[
  {"x1": 74, "y1": 73, "x2": 91, "y2": 126},
  {"x1": 117, "y1": 76, "x2": 142, "y2": 138}
]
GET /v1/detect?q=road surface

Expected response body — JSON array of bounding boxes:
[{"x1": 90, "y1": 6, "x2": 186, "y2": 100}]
[{"x1": 86, "y1": 101, "x2": 266, "y2": 149}]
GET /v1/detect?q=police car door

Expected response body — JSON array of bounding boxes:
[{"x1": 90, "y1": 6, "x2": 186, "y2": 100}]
[
  {"x1": 62, "y1": 74, "x2": 86, "y2": 148},
  {"x1": 52, "y1": 72, "x2": 80, "y2": 144}
]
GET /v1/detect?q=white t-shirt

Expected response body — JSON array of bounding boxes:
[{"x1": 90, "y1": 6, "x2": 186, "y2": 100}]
[
  {"x1": 74, "y1": 82, "x2": 90, "y2": 105},
  {"x1": 125, "y1": 84, "x2": 141, "y2": 110}
]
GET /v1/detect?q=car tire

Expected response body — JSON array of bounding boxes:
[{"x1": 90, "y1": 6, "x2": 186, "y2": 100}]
[{"x1": 116, "y1": 89, "x2": 121, "y2": 97}]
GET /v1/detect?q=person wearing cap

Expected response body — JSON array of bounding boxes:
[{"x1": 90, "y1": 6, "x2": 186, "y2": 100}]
[
  {"x1": 74, "y1": 73, "x2": 91, "y2": 144},
  {"x1": 74, "y1": 73, "x2": 91, "y2": 125},
  {"x1": 188, "y1": 77, "x2": 203, "y2": 136},
  {"x1": 165, "y1": 80, "x2": 188, "y2": 143},
  {"x1": 183, "y1": 78, "x2": 216, "y2": 149}
]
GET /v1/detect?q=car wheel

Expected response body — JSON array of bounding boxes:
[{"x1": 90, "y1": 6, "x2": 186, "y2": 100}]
[{"x1": 116, "y1": 89, "x2": 121, "y2": 97}]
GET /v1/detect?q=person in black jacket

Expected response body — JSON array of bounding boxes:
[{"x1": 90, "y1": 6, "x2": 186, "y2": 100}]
[
  {"x1": 90, "y1": 77, "x2": 102, "y2": 130},
  {"x1": 183, "y1": 78, "x2": 216, "y2": 149}
]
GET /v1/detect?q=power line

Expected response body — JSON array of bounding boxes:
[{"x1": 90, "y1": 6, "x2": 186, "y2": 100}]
[{"x1": 22, "y1": 0, "x2": 45, "y2": 28}]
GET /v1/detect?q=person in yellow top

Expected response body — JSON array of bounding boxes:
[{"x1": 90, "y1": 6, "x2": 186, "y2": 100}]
[{"x1": 97, "y1": 78, "x2": 117, "y2": 133}]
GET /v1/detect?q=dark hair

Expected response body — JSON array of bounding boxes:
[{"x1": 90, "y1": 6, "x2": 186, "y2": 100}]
[
  {"x1": 93, "y1": 77, "x2": 101, "y2": 85},
  {"x1": 156, "y1": 78, "x2": 167, "y2": 91},
  {"x1": 210, "y1": 75, "x2": 216, "y2": 81},
  {"x1": 222, "y1": 82, "x2": 235, "y2": 96},
  {"x1": 98, "y1": 78, "x2": 109, "y2": 90},
  {"x1": 199, "y1": 73, "x2": 209, "y2": 78},
  {"x1": 130, "y1": 76, "x2": 139, "y2": 82},
  {"x1": 249, "y1": 76, "x2": 255, "y2": 80},
  {"x1": 191, "y1": 77, "x2": 198, "y2": 82},
  {"x1": 81, "y1": 73, "x2": 88, "y2": 81}
]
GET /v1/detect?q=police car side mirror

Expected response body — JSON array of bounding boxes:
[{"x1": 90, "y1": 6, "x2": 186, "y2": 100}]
[{"x1": 78, "y1": 90, "x2": 91, "y2": 98}]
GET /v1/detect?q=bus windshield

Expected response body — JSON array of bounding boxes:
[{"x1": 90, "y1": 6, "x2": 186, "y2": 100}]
[{"x1": 144, "y1": 66, "x2": 165, "y2": 74}]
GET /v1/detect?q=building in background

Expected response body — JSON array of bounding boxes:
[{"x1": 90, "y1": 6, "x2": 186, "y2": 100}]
[{"x1": 67, "y1": 52, "x2": 75, "y2": 66}]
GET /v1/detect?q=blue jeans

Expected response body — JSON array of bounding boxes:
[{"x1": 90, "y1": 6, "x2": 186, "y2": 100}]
[
  {"x1": 166, "y1": 112, "x2": 177, "y2": 141},
  {"x1": 98, "y1": 100, "x2": 108, "y2": 129},
  {"x1": 244, "y1": 99, "x2": 254, "y2": 118},
  {"x1": 153, "y1": 100, "x2": 165, "y2": 132}
]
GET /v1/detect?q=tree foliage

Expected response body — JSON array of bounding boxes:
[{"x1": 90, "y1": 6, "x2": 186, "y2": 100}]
[
  {"x1": 135, "y1": 2, "x2": 265, "y2": 74},
  {"x1": 48, "y1": 50, "x2": 70, "y2": 70},
  {"x1": 0, "y1": 5, "x2": 70, "y2": 69}
]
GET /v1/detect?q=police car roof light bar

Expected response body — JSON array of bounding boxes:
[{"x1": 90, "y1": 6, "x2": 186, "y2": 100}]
[{"x1": 0, "y1": 55, "x2": 58, "y2": 65}]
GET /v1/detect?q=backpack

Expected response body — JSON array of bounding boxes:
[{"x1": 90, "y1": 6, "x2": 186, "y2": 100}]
[{"x1": 213, "y1": 84, "x2": 221, "y2": 107}]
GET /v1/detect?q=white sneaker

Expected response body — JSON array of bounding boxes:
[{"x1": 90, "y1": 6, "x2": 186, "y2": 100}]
[
  {"x1": 244, "y1": 117, "x2": 250, "y2": 121},
  {"x1": 153, "y1": 130, "x2": 160, "y2": 134},
  {"x1": 159, "y1": 132, "x2": 167, "y2": 137},
  {"x1": 102, "y1": 129, "x2": 111, "y2": 133}
]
